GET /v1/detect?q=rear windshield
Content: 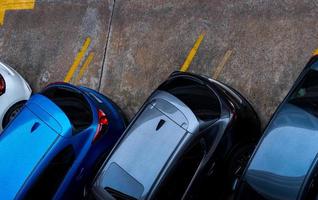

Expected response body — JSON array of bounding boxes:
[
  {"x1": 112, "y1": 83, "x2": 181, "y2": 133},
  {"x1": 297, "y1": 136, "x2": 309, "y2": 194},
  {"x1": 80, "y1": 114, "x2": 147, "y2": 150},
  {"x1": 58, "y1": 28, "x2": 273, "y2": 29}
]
[
  {"x1": 159, "y1": 77, "x2": 221, "y2": 121},
  {"x1": 42, "y1": 86, "x2": 93, "y2": 133}
]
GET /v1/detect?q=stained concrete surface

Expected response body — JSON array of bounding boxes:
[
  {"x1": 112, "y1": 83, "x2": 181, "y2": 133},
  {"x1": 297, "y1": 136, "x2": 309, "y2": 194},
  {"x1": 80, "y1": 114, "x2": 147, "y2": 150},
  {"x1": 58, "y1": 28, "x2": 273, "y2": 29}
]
[
  {"x1": 100, "y1": 0, "x2": 318, "y2": 126},
  {"x1": 0, "y1": 0, "x2": 113, "y2": 91},
  {"x1": 1, "y1": 0, "x2": 318, "y2": 127}
]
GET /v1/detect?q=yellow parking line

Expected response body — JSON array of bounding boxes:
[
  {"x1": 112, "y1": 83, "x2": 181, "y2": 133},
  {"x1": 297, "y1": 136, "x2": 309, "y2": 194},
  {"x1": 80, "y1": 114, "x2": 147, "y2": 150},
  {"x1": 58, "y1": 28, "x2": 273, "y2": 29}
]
[
  {"x1": 75, "y1": 52, "x2": 95, "y2": 83},
  {"x1": 313, "y1": 49, "x2": 318, "y2": 56},
  {"x1": 64, "y1": 37, "x2": 91, "y2": 83},
  {"x1": 180, "y1": 32, "x2": 206, "y2": 72},
  {"x1": 0, "y1": 0, "x2": 36, "y2": 25},
  {"x1": 213, "y1": 49, "x2": 233, "y2": 79}
]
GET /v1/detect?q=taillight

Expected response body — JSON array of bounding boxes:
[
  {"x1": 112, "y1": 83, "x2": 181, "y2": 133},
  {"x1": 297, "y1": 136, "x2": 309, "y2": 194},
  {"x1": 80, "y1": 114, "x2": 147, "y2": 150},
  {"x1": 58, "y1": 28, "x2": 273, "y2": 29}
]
[
  {"x1": 98, "y1": 110, "x2": 109, "y2": 126},
  {"x1": 0, "y1": 74, "x2": 6, "y2": 96},
  {"x1": 93, "y1": 109, "x2": 109, "y2": 143}
]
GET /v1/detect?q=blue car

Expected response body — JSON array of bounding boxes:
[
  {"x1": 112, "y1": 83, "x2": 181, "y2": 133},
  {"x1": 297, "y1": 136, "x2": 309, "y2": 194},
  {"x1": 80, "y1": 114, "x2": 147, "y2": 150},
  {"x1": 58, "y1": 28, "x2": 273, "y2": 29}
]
[{"x1": 0, "y1": 83, "x2": 127, "y2": 200}]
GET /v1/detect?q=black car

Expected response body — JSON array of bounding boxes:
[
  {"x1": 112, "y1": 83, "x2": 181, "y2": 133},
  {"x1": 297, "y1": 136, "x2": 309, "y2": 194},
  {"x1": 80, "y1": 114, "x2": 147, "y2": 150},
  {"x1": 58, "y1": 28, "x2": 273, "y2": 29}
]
[
  {"x1": 234, "y1": 56, "x2": 318, "y2": 200},
  {"x1": 92, "y1": 72, "x2": 261, "y2": 200}
]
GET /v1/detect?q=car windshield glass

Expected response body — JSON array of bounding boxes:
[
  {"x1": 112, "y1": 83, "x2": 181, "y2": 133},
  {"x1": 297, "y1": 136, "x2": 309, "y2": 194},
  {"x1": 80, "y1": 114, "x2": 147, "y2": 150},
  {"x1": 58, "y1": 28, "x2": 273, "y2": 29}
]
[
  {"x1": 160, "y1": 77, "x2": 221, "y2": 121},
  {"x1": 42, "y1": 86, "x2": 93, "y2": 133},
  {"x1": 289, "y1": 69, "x2": 318, "y2": 118}
]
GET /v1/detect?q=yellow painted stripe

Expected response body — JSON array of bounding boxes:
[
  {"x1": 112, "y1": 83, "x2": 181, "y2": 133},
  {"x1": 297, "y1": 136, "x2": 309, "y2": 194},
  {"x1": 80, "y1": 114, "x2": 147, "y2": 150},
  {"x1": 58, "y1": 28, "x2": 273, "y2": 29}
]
[
  {"x1": 0, "y1": 0, "x2": 35, "y2": 25},
  {"x1": 213, "y1": 49, "x2": 233, "y2": 79},
  {"x1": 1, "y1": 2, "x2": 35, "y2": 10},
  {"x1": 75, "y1": 52, "x2": 95, "y2": 83},
  {"x1": 0, "y1": 10, "x2": 5, "y2": 25},
  {"x1": 180, "y1": 32, "x2": 206, "y2": 72},
  {"x1": 64, "y1": 37, "x2": 91, "y2": 83},
  {"x1": 313, "y1": 49, "x2": 318, "y2": 56}
]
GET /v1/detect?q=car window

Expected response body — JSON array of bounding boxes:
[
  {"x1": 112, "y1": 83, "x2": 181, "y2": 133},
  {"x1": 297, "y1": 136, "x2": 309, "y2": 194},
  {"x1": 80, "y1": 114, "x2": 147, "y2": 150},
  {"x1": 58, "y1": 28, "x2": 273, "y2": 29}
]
[
  {"x1": 289, "y1": 70, "x2": 318, "y2": 118},
  {"x1": 24, "y1": 145, "x2": 75, "y2": 199},
  {"x1": 159, "y1": 77, "x2": 221, "y2": 121},
  {"x1": 154, "y1": 141, "x2": 205, "y2": 199},
  {"x1": 42, "y1": 86, "x2": 93, "y2": 133}
]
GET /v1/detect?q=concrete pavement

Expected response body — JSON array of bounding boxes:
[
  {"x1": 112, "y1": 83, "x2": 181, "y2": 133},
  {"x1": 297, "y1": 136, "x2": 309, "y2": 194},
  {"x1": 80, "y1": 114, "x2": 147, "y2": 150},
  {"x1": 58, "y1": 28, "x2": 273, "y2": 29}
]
[{"x1": 2, "y1": 0, "x2": 318, "y2": 127}]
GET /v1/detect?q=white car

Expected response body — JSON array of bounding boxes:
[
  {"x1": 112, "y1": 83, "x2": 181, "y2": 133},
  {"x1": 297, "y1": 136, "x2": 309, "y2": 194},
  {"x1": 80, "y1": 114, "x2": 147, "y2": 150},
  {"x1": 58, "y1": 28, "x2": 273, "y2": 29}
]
[{"x1": 0, "y1": 61, "x2": 32, "y2": 131}]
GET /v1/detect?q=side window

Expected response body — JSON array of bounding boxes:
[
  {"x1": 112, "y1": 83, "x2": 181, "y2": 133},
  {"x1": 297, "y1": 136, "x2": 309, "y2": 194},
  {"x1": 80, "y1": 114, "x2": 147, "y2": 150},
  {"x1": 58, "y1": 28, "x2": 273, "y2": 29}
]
[
  {"x1": 24, "y1": 146, "x2": 75, "y2": 199},
  {"x1": 159, "y1": 77, "x2": 221, "y2": 121},
  {"x1": 154, "y1": 141, "x2": 205, "y2": 199},
  {"x1": 289, "y1": 70, "x2": 318, "y2": 117},
  {"x1": 42, "y1": 86, "x2": 93, "y2": 133}
]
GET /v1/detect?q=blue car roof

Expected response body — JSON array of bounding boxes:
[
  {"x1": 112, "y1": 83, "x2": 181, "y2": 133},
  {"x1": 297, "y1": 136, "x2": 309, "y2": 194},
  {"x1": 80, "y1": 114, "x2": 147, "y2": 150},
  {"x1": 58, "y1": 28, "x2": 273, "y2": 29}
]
[{"x1": 0, "y1": 94, "x2": 72, "y2": 199}]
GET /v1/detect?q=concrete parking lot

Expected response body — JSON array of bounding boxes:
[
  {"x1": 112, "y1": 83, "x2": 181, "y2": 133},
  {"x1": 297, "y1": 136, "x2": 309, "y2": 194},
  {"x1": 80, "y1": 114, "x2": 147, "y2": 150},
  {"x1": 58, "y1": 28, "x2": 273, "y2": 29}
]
[{"x1": 1, "y1": 0, "x2": 318, "y2": 126}]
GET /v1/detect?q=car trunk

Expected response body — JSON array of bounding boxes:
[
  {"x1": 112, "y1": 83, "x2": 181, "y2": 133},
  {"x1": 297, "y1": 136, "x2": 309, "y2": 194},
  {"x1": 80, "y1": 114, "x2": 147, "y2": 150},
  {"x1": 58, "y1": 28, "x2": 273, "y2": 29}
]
[{"x1": 0, "y1": 96, "x2": 64, "y2": 200}]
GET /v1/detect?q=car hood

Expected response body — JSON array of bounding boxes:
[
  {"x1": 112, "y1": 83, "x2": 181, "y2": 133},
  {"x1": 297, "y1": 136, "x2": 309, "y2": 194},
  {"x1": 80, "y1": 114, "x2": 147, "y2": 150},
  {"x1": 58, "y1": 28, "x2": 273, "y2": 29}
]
[{"x1": 245, "y1": 103, "x2": 318, "y2": 200}]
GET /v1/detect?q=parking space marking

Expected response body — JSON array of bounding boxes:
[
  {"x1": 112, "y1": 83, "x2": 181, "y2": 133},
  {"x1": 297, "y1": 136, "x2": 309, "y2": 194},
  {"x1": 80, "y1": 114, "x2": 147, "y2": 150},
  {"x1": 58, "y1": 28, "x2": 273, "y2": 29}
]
[
  {"x1": 180, "y1": 32, "x2": 206, "y2": 72},
  {"x1": 0, "y1": 0, "x2": 35, "y2": 25},
  {"x1": 213, "y1": 49, "x2": 233, "y2": 79},
  {"x1": 64, "y1": 37, "x2": 91, "y2": 83},
  {"x1": 76, "y1": 52, "x2": 95, "y2": 83}
]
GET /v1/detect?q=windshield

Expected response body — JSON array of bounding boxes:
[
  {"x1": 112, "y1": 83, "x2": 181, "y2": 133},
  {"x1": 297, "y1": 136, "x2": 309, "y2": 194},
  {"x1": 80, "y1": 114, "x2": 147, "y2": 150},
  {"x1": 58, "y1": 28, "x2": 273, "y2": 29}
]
[
  {"x1": 159, "y1": 77, "x2": 221, "y2": 121},
  {"x1": 42, "y1": 86, "x2": 93, "y2": 133}
]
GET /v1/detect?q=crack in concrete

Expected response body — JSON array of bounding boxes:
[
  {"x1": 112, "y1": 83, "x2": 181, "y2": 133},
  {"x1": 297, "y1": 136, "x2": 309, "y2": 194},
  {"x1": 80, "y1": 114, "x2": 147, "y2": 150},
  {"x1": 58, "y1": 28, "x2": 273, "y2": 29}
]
[{"x1": 98, "y1": 0, "x2": 116, "y2": 92}]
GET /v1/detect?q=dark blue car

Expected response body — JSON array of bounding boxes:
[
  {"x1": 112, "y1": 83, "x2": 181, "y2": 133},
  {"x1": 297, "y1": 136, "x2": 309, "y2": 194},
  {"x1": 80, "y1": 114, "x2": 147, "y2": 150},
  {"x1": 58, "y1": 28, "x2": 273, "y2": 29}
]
[
  {"x1": 235, "y1": 56, "x2": 318, "y2": 200},
  {"x1": 0, "y1": 83, "x2": 126, "y2": 200}
]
